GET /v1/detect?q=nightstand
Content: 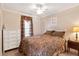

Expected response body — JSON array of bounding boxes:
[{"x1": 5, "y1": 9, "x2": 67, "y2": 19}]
[{"x1": 67, "y1": 40, "x2": 79, "y2": 56}]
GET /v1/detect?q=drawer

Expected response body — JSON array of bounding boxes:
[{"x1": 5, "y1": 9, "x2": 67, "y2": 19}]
[
  {"x1": 68, "y1": 40, "x2": 79, "y2": 50},
  {"x1": 4, "y1": 44, "x2": 10, "y2": 50},
  {"x1": 8, "y1": 44, "x2": 17, "y2": 49}
]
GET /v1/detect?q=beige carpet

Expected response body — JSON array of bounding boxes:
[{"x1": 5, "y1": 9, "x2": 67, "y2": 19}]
[
  {"x1": 3, "y1": 49, "x2": 78, "y2": 56},
  {"x1": 3, "y1": 49, "x2": 23, "y2": 56}
]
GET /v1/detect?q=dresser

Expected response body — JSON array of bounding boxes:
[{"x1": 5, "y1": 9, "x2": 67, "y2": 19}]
[
  {"x1": 4, "y1": 30, "x2": 21, "y2": 51},
  {"x1": 67, "y1": 40, "x2": 79, "y2": 55}
]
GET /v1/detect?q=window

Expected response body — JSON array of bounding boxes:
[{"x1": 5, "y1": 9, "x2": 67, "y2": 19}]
[
  {"x1": 24, "y1": 20, "x2": 31, "y2": 37},
  {"x1": 21, "y1": 16, "x2": 33, "y2": 40}
]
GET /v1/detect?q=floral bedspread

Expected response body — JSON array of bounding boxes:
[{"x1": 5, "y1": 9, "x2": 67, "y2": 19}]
[{"x1": 19, "y1": 34, "x2": 65, "y2": 56}]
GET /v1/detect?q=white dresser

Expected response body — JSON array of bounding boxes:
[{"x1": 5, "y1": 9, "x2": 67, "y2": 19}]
[{"x1": 3, "y1": 30, "x2": 21, "y2": 51}]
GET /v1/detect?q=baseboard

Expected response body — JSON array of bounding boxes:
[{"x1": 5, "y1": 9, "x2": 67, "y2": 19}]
[{"x1": 5, "y1": 47, "x2": 18, "y2": 52}]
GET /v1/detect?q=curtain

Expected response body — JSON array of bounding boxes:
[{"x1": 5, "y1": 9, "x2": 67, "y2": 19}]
[{"x1": 19, "y1": 16, "x2": 33, "y2": 52}]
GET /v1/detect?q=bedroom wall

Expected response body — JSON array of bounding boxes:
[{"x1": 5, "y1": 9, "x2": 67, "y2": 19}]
[
  {"x1": 3, "y1": 10, "x2": 21, "y2": 30},
  {"x1": 40, "y1": 16, "x2": 58, "y2": 33},
  {"x1": 54, "y1": 5, "x2": 79, "y2": 40},
  {"x1": 42, "y1": 6, "x2": 79, "y2": 40},
  {"x1": 2, "y1": 10, "x2": 42, "y2": 35},
  {"x1": 33, "y1": 16, "x2": 43, "y2": 35}
]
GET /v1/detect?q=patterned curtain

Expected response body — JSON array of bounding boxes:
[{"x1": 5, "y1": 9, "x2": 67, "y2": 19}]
[{"x1": 19, "y1": 16, "x2": 33, "y2": 52}]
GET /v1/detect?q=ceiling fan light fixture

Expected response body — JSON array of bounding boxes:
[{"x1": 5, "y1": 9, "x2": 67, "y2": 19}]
[
  {"x1": 37, "y1": 9, "x2": 43, "y2": 14},
  {"x1": 32, "y1": 4, "x2": 37, "y2": 9},
  {"x1": 32, "y1": 4, "x2": 47, "y2": 14}
]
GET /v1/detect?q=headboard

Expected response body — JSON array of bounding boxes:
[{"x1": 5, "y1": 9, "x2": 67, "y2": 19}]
[{"x1": 44, "y1": 30, "x2": 65, "y2": 38}]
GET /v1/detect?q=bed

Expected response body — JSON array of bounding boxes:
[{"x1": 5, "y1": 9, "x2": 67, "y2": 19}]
[{"x1": 19, "y1": 31, "x2": 65, "y2": 56}]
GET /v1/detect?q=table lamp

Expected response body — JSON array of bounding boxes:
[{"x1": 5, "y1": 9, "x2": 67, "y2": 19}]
[{"x1": 72, "y1": 26, "x2": 79, "y2": 41}]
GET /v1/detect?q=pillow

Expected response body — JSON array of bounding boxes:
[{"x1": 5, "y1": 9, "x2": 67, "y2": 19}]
[
  {"x1": 52, "y1": 31, "x2": 65, "y2": 38},
  {"x1": 44, "y1": 31, "x2": 55, "y2": 35}
]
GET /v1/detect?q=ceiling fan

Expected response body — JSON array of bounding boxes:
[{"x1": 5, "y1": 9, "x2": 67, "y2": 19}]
[{"x1": 32, "y1": 3, "x2": 47, "y2": 14}]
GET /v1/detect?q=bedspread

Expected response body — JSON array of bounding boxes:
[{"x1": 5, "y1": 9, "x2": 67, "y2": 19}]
[{"x1": 19, "y1": 34, "x2": 65, "y2": 56}]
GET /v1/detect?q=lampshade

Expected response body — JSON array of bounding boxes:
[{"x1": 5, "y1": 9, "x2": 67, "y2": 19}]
[{"x1": 72, "y1": 26, "x2": 79, "y2": 32}]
